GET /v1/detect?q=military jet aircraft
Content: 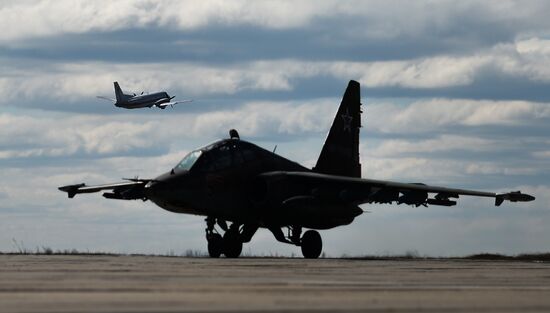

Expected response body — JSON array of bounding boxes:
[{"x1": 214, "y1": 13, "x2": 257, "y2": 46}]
[
  {"x1": 60, "y1": 80, "x2": 535, "y2": 258},
  {"x1": 97, "y1": 82, "x2": 192, "y2": 109}
]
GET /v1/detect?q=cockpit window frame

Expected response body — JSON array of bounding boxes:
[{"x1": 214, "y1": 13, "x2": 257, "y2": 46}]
[
  {"x1": 173, "y1": 139, "x2": 264, "y2": 173},
  {"x1": 174, "y1": 149, "x2": 203, "y2": 171}
]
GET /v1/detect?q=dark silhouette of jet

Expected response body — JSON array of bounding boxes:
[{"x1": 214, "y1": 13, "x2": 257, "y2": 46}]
[
  {"x1": 60, "y1": 80, "x2": 535, "y2": 258},
  {"x1": 97, "y1": 82, "x2": 192, "y2": 109}
]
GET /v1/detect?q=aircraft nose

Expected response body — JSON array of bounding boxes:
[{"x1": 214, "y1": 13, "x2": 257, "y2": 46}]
[
  {"x1": 144, "y1": 180, "x2": 160, "y2": 199},
  {"x1": 144, "y1": 174, "x2": 173, "y2": 200},
  {"x1": 144, "y1": 170, "x2": 190, "y2": 201},
  {"x1": 144, "y1": 180, "x2": 155, "y2": 190}
]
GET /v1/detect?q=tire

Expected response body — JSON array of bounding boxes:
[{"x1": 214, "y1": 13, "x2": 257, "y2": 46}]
[
  {"x1": 207, "y1": 233, "x2": 223, "y2": 258},
  {"x1": 223, "y1": 232, "x2": 243, "y2": 258},
  {"x1": 301, "y1": 230, "x2": 322, "y2": 259}
]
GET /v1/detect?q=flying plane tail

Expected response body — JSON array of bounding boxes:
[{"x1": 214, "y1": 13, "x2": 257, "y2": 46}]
[
  {"x1": 114, "y1": 82, "x2": 124, "y2": 103},
  {"x1": 313, "y1": 80, "x2": 362, "y2": 178}
]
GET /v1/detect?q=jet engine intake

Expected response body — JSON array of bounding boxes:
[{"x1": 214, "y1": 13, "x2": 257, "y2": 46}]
[{"x1": 251, "y1": 175, "x2": 291, "y2": 205}]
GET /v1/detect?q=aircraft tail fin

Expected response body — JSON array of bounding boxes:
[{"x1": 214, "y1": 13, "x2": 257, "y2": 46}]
[
  {"x1": 313, "y1": 80, "x2": 362, "y2": 178},
  {"x1": 114, "y1": 82, "x2": 124, "y2": 102}
]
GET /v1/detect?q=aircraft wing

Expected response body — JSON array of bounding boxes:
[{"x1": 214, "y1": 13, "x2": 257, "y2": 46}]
[
  {"x1": 259, "y1": 171, "x2": 535, "y2": 207},
  {"x1": 96, "y1": 96, "x2": 116, "y2": 102},
  {"x1": 156, "y1": 99, "x2": 193, "y2": 108},
  {"x1": 58, "y1": 180, "x2": 150, "y2": 200}
]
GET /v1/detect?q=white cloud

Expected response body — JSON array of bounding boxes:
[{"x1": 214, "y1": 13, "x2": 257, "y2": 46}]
[
  {"x1": 328, "y1": 56, "x2": 489, "y2": 88},
  {"x1": 365, "y1": 98, "x2": 550, "y2": 134},
  {"x1": 0, "y1": 113, "x2": 166, "y2": 158},
  {"x1": 362, "y1": 155, "x2": 537, "y2": 183},
  {"x1": 532, "y1": 150, "x2": 550, "y2": 158},
  {"x1": 2, "y1": 95, "x2": 547, "y2": 180},
  {"x1": 192, "y1": 100, "x2": 336, "y2": 138},
  {"x1": 370, "y1": 135, "x2": 498, "y2": 157},
  {"x1": 3, "y1": 0, "x2": 550, "y2": 43},
  {"x1": 516, "y1": 38, "x2": 550, "y2": 55},
  {"x1": 0, "y1": 61, "x2": 310, "y2": 104},
  {"x1": 0, "y1": 0, "x2": 340, "y2": 42},
  {"x1": 4, "y1": 37, "x2": 550, "y2": 105},
  {"x1": 0, "y1": 99, "x2": 337, "y2": 160}
]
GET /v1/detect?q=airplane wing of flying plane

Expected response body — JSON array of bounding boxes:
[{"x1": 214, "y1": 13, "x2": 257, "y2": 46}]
[
  {"x1": 96, "y1": 96, "x2": 116, "y2": 102},
  {"x1": 60, "y1": 80, "x2": 535, "y2": 259},
  {"x1": 155, "y1": 99, "x2": 193, "y2": 109}
]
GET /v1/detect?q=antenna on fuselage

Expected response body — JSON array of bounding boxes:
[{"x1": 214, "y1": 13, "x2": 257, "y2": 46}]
[{"x1": 229, "y1": 129, "x2": 240, "y2": 140}]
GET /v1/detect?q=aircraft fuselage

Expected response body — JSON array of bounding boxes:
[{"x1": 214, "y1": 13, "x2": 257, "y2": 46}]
[
  {"x1": 143, "y1": 139, "x2": 362, "y2": 230},
  {"x1": 117, "y1": 92, "x2": 171, "y2": 109}
]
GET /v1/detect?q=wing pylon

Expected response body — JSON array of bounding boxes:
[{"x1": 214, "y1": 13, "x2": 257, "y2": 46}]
[{"x1": 58, "y1": 179, "x2": 151, "y2": 200}]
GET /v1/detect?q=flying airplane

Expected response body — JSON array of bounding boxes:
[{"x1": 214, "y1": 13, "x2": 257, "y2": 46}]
[
  {"x1": 97, "y1": 82, "x2": 192, "y2": 109},
  {"x1": 60, "y1": 80, "x2": 535, "y2": 258}
]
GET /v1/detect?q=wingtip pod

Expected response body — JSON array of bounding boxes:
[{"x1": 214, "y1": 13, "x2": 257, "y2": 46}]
[
  {"x1": 58, "y1": 183, "x2": 85, "y2": 198},
  {"x1": 495, "y1": 191, "x2": 535, "y2": 206}
]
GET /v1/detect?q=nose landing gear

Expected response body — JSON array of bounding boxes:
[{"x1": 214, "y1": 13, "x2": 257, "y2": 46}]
[
  {"x1": 205, "y1": 217, "x2": 257, "y2": 258},
  {"x1": 206, "y1": 217, "x2": 223, "y2": 258}
]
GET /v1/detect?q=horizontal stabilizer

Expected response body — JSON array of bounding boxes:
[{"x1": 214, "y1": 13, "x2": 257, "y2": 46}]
[{"x1": 495, "y1": 191, "x2": 535, "y2": 206}]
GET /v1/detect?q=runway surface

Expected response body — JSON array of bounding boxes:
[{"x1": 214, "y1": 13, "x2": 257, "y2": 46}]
[{"x1": 1, "y1": 255, "x2": 549, "y2": 312}]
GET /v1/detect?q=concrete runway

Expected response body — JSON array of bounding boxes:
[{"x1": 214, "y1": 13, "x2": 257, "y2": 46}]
[{"x1": 1, "y1": 255, "x2": 550, "y2": 312}]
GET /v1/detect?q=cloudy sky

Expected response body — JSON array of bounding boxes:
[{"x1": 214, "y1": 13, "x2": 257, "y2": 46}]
[{"x1": 1, "y1": 0, "x2": 549, "y2": 256}]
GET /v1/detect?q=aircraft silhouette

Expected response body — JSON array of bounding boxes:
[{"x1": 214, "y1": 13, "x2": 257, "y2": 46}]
[
  {"x1": 60, "y1": 80, "x2": 535, "y2": 258},
  {"x1": 97, "y1": 82, "x2": 192, "y2": 109}
]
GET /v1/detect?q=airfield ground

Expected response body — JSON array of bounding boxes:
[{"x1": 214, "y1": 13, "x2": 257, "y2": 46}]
[{"x1": 1, "y1": 255, "x2": 549, "y2": 312}]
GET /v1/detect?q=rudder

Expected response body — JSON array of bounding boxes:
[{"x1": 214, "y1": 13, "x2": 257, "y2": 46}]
[
  {"x1": 313, "y1": 80, "x2": 362, "y2": 178},
  {"x1": 114, "y1": 82, "x2": 124, "y2": 103}
]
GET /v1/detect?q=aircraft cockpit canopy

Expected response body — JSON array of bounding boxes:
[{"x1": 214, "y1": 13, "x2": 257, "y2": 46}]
[
  {"x1": 175, "y1": 150, "x2": 202, "y2": 171},
  {"x1": 173, "y1": 139, "x2": 257, "y2": 173}
]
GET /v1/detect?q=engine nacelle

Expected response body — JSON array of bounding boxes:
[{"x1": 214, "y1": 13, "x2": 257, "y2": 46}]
[
  {"x1": 251, "y1": 174, "x2": 295, "y2": 205},
  {"x1": 427, "y1": 198, "x2": 457, "y2": 206},
  {"x1": 251, "y1": 173, "x2": 363, "y2": 228},
  {"x1": 398, "y1": 191, "x2": 428, "y2": 206}
]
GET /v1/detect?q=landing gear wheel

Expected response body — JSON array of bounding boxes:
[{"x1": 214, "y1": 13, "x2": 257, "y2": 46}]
[
  {"x1": 223, "y1": 232, "x2": 243, "y2": 258},
  {"x1": 301, "y1": 230, "x2": 322, "y2": 259},
  {"x1": 207, "y1": 233, "x2": 223, "y2": 258}
]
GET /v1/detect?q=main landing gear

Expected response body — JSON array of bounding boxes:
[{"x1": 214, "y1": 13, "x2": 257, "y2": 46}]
[
  {"x1": 268, "y1": 225, "x2": 323, "y2": 259},
  {"x1": 300, "y1": 230, "x2": 322, "y2": 259},
  {"x1": 205, "y1": 217, "x2": 323, "y2": 259},
  {"x1": 205, "y1": 217, "x2": 256, "y2": 258}
]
